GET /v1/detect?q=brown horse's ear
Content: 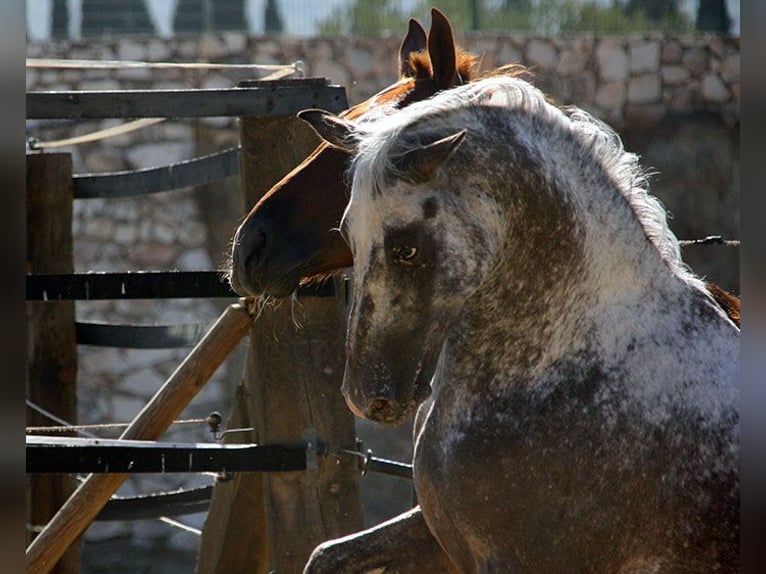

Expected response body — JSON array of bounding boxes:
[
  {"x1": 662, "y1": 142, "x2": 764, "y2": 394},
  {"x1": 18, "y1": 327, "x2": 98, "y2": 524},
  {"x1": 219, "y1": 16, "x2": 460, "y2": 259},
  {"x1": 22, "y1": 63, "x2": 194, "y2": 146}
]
[
  {"x1": 428, "y1": 8, "x2": 459, "y2": 90},
  {"x1": 391, "y1": 130, "x2": 467, "y2": 184},
  {"x1": 400, "y1": 18, "x2": 428, "y2": 78},
  {"x1": 298, "y1": 109, "x2": 357, "y2": 152}
]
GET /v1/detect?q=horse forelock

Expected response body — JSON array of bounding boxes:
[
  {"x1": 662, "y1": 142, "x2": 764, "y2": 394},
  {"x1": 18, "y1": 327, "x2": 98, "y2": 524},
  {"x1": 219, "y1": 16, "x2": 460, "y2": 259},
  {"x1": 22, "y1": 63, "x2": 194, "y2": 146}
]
[{"x1": 407, "y1": 49, "x2": 480, "y2": 81}]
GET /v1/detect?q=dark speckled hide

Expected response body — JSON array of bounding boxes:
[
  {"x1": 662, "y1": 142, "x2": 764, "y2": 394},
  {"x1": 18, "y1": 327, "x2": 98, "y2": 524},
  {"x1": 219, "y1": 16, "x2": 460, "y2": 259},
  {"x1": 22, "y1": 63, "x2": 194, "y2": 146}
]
[{"x1": 305, "y1": 72, "x2": 739, "y2": 574}]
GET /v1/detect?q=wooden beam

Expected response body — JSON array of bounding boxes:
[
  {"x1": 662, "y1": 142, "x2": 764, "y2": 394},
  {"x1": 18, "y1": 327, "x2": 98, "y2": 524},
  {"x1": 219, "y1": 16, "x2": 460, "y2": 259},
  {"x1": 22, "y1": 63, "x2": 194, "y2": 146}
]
[
  {"x1": 25, "y1": 302, "x2": 252, "y2": 574},
  {"x1": 26, "y1": 81, "x2": 347, "y2": 119},
  {"x1": 198, "y1": 112, "x2": 363, "y2": 573},
  {"x1": 26, "y1": 152, "x2": 79, "y2": 574}
]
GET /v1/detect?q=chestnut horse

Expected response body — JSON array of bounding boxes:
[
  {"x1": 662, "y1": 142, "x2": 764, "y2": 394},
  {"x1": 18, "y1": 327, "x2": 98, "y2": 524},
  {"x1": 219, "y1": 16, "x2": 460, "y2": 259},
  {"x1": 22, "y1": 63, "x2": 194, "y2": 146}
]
[
  {"x1": 230, "y1": 9, "x2": 489, "y2": 298},
  {"x1": 301, "y1": 76, "x2": 739, "y2": 573},
  {"x1": 229, "y1": 9, "x2": 739, "y2": 325}
]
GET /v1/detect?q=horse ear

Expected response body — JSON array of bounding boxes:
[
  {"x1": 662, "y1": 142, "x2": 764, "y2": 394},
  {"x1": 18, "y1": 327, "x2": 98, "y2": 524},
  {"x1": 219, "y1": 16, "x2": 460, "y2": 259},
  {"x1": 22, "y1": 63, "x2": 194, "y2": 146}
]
[
  {"x1": 391, "y1": 130, "x2": 467, "y2": 184},
  {"x1": 400, "y1": 19, "x2": 427, "y2": 78},
  {"x1": 428, "y1": 8, "x2": 459, "y2": 90},
  {"x1": 298, "y1": 109, "x2": 357, "y2": 152}
]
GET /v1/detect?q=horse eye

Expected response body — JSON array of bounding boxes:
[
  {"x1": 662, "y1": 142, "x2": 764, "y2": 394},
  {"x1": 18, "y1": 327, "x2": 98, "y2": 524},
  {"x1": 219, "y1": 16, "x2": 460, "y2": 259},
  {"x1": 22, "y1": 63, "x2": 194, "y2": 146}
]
[{"x1": 392, "y1": 245, "x2": 418, "y2": 264}]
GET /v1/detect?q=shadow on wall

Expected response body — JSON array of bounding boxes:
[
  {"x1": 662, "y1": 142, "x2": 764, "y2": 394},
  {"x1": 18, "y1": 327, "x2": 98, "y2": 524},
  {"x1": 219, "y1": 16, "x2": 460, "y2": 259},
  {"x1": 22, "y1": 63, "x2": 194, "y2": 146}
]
[{"x1": 622, "y1": 111, "x2": 739, "y2": 294}]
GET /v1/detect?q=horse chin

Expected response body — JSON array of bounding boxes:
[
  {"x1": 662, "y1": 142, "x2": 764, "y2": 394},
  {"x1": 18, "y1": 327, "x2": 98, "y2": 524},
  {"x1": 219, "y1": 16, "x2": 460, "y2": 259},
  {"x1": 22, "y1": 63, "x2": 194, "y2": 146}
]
[
  {"x1": 236, "y1": 272, "x2": 301, "y2": 299},
  {"x1": 365, "y1": 399, "x2": 419, "y2": 428},
  {"x1": 345, "y1": 361, "x2": 435, "y2": 428}
]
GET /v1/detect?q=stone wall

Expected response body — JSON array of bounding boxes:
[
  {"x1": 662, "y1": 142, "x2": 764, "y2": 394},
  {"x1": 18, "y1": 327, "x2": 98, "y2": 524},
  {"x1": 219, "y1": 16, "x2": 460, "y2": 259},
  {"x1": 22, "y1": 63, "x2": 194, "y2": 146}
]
[
  {"x1": 27, "y1": 32, "x2": 740, "y2": 125},
  {"x1": 26, "y1": 31, "x2": 739, "y2": 566}
]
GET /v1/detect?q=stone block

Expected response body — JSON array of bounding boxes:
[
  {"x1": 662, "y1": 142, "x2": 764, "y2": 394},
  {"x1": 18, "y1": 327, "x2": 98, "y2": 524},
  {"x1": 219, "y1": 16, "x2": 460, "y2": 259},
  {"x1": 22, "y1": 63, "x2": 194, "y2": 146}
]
[
  {"x1": 126, "y1": 141, "x2": 194, "y2": 169},
  {"x1": 596, "y1": 40, "x2": 628, "y2": 81},
  {"x1": 682, "y1": 47, "x2": 707, "y2": 76},
  {"x1": 595, "y1": 80, "x2": 626, "y2": 110},
  {"x1": 177, "y1": 248, "x2": 213, "y2": 270},
  {"x1": 121, "y1": 367, "x2": 165, "y2": 396},
  {"x1": 118, "y1": 39, "x2": 146, "y2": 62},
  {"x1": 629, "y1": 41, "x2": 660, "y2": 74},
  {"x1": 526, "y1": 39, "x2": 557, "y2": 69},
  {"x1": 661, "y1": 65, "x2": 690, "y2": 85},
  {"x1": 79, "y1": 79, "x2": 122, "y2": 91},
  {"x1": 556, "y1": 49, "x2": 588, "y2": 76},
  {"x1": 702, "y1": 73, "x2": 730, "y2": 102},
  {"x1": 313, "y1": 59, "x2": 350, "y2": 87},
  {"x1": 497, "y1": 41, "x2": 522, "y2": 66},
  {"x1": 628, "y1": 74, "x2": 661, "y2": 104},
  {"x1": 345, "y1": 45, "x2": 374, "y2": 77},
  {"x1": 721, "y1": 53, "x2": 740, "y2": 83},
  {"x1": 222, "y1": 31, "x2": 247, "y2": 55}
]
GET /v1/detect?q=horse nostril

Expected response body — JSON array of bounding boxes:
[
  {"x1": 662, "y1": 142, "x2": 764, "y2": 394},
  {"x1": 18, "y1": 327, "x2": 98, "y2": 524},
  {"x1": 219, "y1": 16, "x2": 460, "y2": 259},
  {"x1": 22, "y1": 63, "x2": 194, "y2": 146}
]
[{"x1": 242, "y1": 229, "x2": 269, "y2": 272}]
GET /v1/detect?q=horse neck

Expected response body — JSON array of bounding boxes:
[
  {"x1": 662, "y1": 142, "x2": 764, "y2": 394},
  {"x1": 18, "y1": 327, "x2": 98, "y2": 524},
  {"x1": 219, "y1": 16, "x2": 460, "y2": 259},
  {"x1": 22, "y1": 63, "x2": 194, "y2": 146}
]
[{"x1": 449, "y1": 170, "x2": 695, "y2": 378}]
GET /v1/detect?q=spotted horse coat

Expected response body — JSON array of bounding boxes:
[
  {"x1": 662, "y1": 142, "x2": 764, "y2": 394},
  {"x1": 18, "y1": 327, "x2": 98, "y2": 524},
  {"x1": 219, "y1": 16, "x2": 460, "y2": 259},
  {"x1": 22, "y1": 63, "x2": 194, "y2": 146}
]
[{"x1": 300, "y1": 76, "x2": 739, "y2": 573}]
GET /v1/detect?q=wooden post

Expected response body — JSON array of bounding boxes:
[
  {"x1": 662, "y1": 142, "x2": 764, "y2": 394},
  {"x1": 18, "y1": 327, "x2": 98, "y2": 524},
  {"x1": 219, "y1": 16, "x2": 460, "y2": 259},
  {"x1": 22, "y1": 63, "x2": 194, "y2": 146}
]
[
  {"x1": 26, "y1": 153, "x2": 79, "y2": 574},
  {"x1": 26, "y1": 303, "x2": 252, "y2": 574},
  {"x1": 198, "y1": 108, "x2": 363, "y2": 574}
]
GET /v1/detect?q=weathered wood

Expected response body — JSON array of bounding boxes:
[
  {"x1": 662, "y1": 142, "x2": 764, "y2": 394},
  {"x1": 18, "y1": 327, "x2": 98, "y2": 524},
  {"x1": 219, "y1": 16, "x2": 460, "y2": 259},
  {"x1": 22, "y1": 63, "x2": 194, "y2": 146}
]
[
  {"x1": 26, "y1": 152, "x2": 79, "y2": 574},
  {"x1": 247, "y1": 294, "x2": 364, "y2": 573},
  {"x1": 26, "y1": 83, "x2": 347, "y2": 119},
  {"x1": 198, "y1": 113, "x2": 363, "y2": 574},
  {"x1": 196, "y1": 384, "x2": 269, "y2": 573},
  {"x1": 25, "y1": 303, "x2": 252, "y2": 574}
]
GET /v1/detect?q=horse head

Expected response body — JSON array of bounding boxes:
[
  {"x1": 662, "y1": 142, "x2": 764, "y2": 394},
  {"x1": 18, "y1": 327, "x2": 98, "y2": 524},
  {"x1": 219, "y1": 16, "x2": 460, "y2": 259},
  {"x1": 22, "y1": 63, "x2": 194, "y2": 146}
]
[
  {"x1": 229, "y1": 8, "x2": 476, "y2": 298},
  {"x1": 299, "y1": 109, "x2": 500, "y2": 426}
]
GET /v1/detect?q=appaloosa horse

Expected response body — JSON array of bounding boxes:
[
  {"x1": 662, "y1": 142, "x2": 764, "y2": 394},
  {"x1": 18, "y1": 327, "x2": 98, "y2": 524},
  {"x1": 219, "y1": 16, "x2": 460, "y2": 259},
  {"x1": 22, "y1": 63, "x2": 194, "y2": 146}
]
[
  {"x1": 228, "y1": 9, "x2": 739, "y2": 327},
  {"x1": 300, "y1": 76, "x2": 740, "y2": 572}
]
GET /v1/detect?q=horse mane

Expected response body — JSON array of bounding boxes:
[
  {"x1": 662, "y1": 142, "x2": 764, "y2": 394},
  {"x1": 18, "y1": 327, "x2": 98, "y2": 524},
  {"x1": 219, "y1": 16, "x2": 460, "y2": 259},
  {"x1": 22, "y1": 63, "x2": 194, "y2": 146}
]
[
  {"x1": 351, "y1": 77, "x2": 708, "y2": 296},
  {"x1": 561, "y1": 105, "x2": 705, "y2": 291}
]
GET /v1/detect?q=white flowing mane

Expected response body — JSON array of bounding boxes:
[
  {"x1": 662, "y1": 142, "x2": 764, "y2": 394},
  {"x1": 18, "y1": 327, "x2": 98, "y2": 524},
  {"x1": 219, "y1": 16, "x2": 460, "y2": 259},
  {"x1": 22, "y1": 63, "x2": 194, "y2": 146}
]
[{"x1": 348, "y1": 76, "x2": 704, "y2": 291}]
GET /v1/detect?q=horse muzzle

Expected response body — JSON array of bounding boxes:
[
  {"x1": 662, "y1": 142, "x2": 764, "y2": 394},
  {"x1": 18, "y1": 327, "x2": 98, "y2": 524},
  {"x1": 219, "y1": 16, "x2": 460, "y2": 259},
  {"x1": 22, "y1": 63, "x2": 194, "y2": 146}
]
[
  {"x1": 230, "y1": 217, "x2": 302, "y2": 298},
  {"x1": 341, "y1": 360, "x2": 433, "y2": 427}
]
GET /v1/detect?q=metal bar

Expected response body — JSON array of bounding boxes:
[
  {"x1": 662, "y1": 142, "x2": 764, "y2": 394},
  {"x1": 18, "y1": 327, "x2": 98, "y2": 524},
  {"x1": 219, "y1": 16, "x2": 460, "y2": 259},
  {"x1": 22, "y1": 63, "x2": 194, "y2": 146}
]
[
  {"x1": 76, "y1": 321, "x2": 215, "y2": 348},
  {"x1": 365, "y1": 457, "x2": 413, "y2": 480},
  {"x1": 27, "y1": 271, "x2": 236, "y2": 300},
  {"x1": 72, "y1": 147, "x2": 240, "y2": 198},
  {"x1": 27, "y1": 271, "x2": 335, "y2": 300},
  {"x1": 26, "y1": 436, "x2": 307, "y2": 474},
  {"x1": 26, "y1": 81, "x2": 347, "y2": 119},
  {"x1": 96, "y1": 486, "x2": 213, "y2": 521}
]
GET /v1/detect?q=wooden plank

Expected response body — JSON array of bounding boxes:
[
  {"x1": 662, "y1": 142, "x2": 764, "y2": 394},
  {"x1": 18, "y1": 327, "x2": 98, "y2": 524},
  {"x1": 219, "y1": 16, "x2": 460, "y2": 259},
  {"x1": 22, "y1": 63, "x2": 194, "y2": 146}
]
[
  {"x1": 198, "y1": 110, "x2": 363, "y2": 573},
  {"x1": 25, "y1": 303, "x2": 252, "y2": 574},
  {"x1": 26, "y1": 82, "x2": 347, "y2": 119},
  {"x1": 75, "y1": 320, "x2": 215, "y2": 348},
  {"x1": 26, "y1": 436, "x2": 308, "y2": 474},
  {"x1": 26, "y1": 152, "x2": 80, "y2": 574},
  {"x1": 197, "y1": 384, "x2": 270, "y2": 573},
  {"x1": 241, "y1": 116, "x2": 363, "y2": 573},
  {"x1": 26, "y1": 271, "x2": 334, "y2": 300},
  {"x1": 73, "y1": 146, "x2": 240, "y2": 198}
]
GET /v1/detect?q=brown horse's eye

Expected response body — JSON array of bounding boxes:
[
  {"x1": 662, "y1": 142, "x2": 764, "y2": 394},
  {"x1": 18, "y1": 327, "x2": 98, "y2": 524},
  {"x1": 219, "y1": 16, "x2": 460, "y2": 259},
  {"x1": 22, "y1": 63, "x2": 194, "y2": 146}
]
[{"x1": 392, "y1": 245, "x2": 418, "y2": 264}]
